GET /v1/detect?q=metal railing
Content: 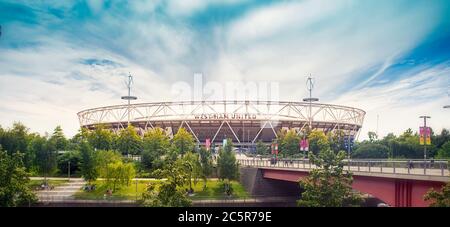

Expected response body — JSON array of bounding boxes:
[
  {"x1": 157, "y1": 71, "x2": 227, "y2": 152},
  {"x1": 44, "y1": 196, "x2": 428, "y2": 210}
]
[{"x1": 237, "y1": 158, "x2": 450, "y2": 177}]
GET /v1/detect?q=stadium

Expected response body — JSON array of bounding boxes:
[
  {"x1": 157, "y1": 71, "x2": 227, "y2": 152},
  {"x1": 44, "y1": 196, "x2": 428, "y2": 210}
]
[{"x1": 77, "y1": 100, "x2": 366, "y2": 148}]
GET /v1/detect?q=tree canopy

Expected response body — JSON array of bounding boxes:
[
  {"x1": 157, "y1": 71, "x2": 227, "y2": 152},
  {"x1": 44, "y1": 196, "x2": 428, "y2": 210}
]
[
  {"x1": 297, "y1": 148, "x2": 363, "y2": 207},
  {"x1": 0, "y1": 149, "x2": 37, "y2": 207},
  {"x1": 171, "y1": 127, "x2": 195, "y2": 156}
]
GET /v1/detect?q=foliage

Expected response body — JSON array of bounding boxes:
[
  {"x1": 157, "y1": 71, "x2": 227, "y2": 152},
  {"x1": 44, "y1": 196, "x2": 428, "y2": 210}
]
[
  {"x1": 86, "y1": 124, "x2": 115, "y2": 151},
  {"x1": 80, "y1": 142, "x2": 98, "y2": 184},
  {"x1": 327, "y1": 130, "x2": 346, "y2": 153},
  {"x1": 255, "y1": 140, "x2": 269, "y2": 155},
  {"x1": 171, "y1": 127, "x2": 195, "y2": 156},
  {"x1": 308, "y1": 130, "x2": 330, "y2": 155},
  {"x1": 141, "y1": 127, "x2": 170, "y2": 170},
  {"x1": 116, "y1": 126, "x2": 142, "y2": 155},
  {"x1": 95, "y1": 150, "x2": 123, "y2": 177},
  {"x1": 29, "y1": 135, "x2": 57, "y2": 177},
  {"x1": 217, "y1": 139, "x2": 239, "y2": 195},
  {"x1": 179, "y1": 151, "x2": 202, "y2": 192},
  {"x1": 104, "y1": 160, "x2": 136, "y2": 191},
  {"x1": 0, "y1": 122, "x2": 29, "y2": 155},
  {"x1": 0, "y1": 149, "x2": 37, "y2": 207},
  {"x1": 436, "y1": 141, "x2": 450, "y2": 159},
  {"x1": 424, "y1": 182, "x2": 450, "y2": 207},
  {"x1": 198, "y1": 147, "x2": 213, "y2": 190},
  {"x1": 57, "y1": 150, "x2": 81, "y2": 175},
  {"x1": 280, "y1": 129, "x2": 301, "y2": 157},
  {"x1": 141, "y1": 162, "x2": 191, "y2": 207},
  {"x1": 217, "y1": 139, "x2": 239, "y2": 181},
  {"x1": 297, "y1": 149, "x2": 363, "y2": 207},
  {"x1": 48, "y1": 126, "x2": 68, "y2": 151},
  {"x1": 353, "y1": 143, "x2": 390, "y2": 159}
]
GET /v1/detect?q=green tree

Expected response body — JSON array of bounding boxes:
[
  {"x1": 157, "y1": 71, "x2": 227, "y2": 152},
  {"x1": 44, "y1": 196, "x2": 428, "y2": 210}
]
[
  {"x1": 179, "y1": 151, "x2": 201, "y2": 192},
  {"x1": 23, "y1": 132, "x2": 40, "y2": 172},
  {"x1": 353, "y1": 143, "x2": 390, "y2": 159},
  {"x1": 57, "y1": 150, "x2": 81, "y2": 175},
  {"x1": 0, "y1": 149, "x2": 37, "y2": 207},
  {"x1": 67, "y1": 128, "x2": 89, "y2": 150},
  {"x1": 104, "y1": 160, "x2": 136, "y2": 191},
  {"x1": 172, "y1": 127, "x2": 195, "y2": 156},
  {"x1": 116, "y1": 126, "x2": 142, "y2": 155},
  {"x1": 87, "y1": 125, "x2": 114, "y2": 151},
  {"x1": 80, "y1": 142, "x2": 98, "y2": 184},
  {"x1": 392, "y1": 129, "x2": 422, "y2": 158},
  {"x1": 256, "y1": 140, "x2": 269, "y2": 155},
  {"x1": 308, "y1": 130, "x2": 330, "y2": 155},
  {"x1": 424, "y1": 182, "x2": 450, "y2": 207},
  {"x1": 142, "y1": 161, "x2": 192, "y2": 207},
  {"x1": 328, "y1": 130, "x2": 346, "y2": 153},
  {"x1": 217, "y1": 139, "x2": 239, "y2": 195},
  {"x1": 29, "y1": 135, "x2": 57, "y2": 179},
  {"x1": 368, "y1": 131, "x2": 378, "y2": 142},
  {"x1": 142, "y1": 127, "x2": 170, "y2": 170},
  {"x1": 198, "y1": 147, "x2": 213, "y2": 190},
  {"x1": 95, "y1": 150, "x2": 122, "y2": 178},
  {"x1": 280, "y1": 129, "x2": 300, "y2": 157},
  {"x1": 436, "y1": 141, "x2": 450, "y2": 159},
  {"x1": 0, "y1": 122, "x2": 29, "y2": 155},
  {"x1": 297, "y1": 149, "x2": 363, "y2": 207},
  {"x1": 48, "y1": 126, "x2": 68, "y2": 151}
]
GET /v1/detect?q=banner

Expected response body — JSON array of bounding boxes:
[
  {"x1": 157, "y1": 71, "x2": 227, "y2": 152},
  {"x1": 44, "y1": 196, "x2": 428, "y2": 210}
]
[
  {"x1": 300, "y1": 139, "x2": 309, "y2": 151},
  {"x1": 419, "y1": 127, "x2": 431, "y2": 145},
  {"x1": 271, "y1": 143, "x2": 278, "y2": 155},
  {"x1": 205, "y1": 138, "x2": 211, "y2": 151}
]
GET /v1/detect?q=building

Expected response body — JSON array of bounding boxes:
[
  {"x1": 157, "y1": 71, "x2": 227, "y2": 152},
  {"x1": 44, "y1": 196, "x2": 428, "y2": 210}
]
[{"x1": 77, "y1": 100, "x2": 365, "y2": 148}]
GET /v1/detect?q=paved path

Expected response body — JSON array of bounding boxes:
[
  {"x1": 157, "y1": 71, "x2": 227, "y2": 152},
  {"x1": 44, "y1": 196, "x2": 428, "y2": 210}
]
[{"x1": 35, "y1": 179, "x2": 85, "y2": 202}]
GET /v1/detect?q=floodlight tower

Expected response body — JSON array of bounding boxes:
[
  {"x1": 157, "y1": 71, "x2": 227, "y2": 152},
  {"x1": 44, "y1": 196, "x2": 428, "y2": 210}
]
[
  {"x1": 121, "y1": 73, "x2": 137, "y2": 127},
  {"x1": 301, "y1": 75, "x2": 319, "y2": 158},
  {"x1": 302, "y1": 75, "x2": 319, "y2": 129}
]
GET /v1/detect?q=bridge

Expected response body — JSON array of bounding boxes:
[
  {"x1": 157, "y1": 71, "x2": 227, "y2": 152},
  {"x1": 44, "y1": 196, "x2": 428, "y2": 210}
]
[{"x1": 237, "y1": 157, "x2": 449, "y2": 207}]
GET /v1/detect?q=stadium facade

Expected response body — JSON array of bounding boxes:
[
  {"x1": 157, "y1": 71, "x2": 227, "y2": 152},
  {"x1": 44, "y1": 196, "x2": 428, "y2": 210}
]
[{"x1": 77, "y1": 100, "x2": 365, "y2": 147}]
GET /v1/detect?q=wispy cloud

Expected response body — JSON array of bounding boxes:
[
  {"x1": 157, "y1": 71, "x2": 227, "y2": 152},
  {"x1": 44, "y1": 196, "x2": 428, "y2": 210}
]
[{"x1": 0, "y1": 0, "x2": 449, "y2": 139}]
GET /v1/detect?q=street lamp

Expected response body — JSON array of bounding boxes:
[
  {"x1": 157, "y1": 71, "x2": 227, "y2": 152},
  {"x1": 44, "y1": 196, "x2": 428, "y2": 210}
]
[{"x1": 419, "y1": 116, "x2": 431, "y2": 160}]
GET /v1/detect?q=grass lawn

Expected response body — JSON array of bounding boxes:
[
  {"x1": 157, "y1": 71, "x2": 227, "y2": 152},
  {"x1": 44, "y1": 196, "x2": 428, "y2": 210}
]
[
  {"x1": 189, "y1": 180, "x2": 250, "y2": 200},
  {"x1": 29, "y1": 179, "x2": 69, "y2": 190},
  {"x1": 73, "y1": 179, "x2": 249, "y2": 201},
  {"x1": 74, "y1": 180, "x2": 155, "y2": 200}
]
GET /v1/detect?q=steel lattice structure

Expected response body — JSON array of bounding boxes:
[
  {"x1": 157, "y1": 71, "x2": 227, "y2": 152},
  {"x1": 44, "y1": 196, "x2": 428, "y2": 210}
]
[{"x1": 77, "y1": 100, "x2": 365, "y2": 146}]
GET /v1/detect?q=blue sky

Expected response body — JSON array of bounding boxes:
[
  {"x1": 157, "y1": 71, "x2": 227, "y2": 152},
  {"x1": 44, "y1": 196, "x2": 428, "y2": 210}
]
[{"x1": 0, "y1": 0, "x2": 449, "y2": 139}]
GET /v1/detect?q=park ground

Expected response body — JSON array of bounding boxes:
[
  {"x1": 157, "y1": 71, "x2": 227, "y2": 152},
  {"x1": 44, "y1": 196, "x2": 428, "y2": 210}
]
[{"x1": 30, "y1": 178, "x2": 249, "y2": 201}]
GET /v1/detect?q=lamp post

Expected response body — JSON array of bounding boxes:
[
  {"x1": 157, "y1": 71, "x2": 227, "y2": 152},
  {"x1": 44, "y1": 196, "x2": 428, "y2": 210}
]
[{"x1": 419, "y1": 116, "x2": 431, "y2": 160}]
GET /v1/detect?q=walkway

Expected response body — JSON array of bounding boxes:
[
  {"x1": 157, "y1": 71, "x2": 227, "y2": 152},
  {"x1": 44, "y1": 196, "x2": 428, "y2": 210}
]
[{"x1": 35, "y1": 179, "x2": 85, "y2": 202}]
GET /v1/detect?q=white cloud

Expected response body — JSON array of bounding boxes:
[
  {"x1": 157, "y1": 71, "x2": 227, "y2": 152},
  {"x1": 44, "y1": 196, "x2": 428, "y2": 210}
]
[
  {"x1": 1, "y1": 0, "x2": 449, "y2": 141},
  {"x1": 332, "y1": 63, "x2": 450, "y2": 140}
]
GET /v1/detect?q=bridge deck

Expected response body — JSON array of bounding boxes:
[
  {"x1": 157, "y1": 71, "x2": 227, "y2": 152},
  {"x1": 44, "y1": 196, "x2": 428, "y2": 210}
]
[{"x1": 237, "y1": 158, "x2": 450, "y2": 182}]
